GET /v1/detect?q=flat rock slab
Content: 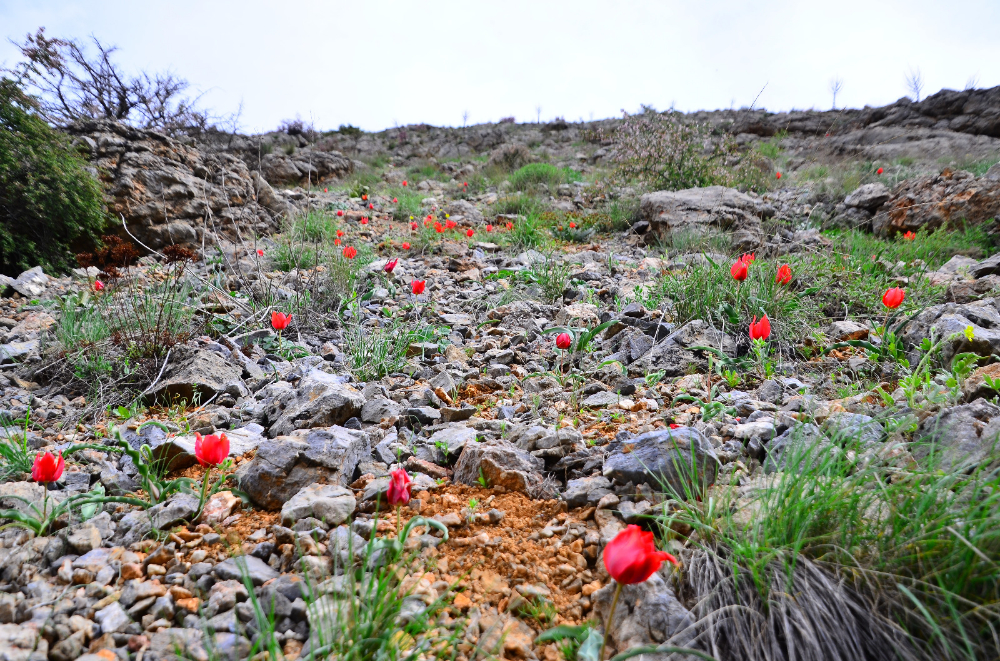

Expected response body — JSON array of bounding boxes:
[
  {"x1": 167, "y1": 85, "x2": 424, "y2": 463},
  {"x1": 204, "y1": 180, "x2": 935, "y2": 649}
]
[
  {"x1": 146, "y1": 346, "x2": 245, "y2": 405},
  {"x1": 149, "y1": 423, "x2": 266, "y2": 470},
  {"x1": 603, "y1": 427, "x2": 719, "y2": 496}
]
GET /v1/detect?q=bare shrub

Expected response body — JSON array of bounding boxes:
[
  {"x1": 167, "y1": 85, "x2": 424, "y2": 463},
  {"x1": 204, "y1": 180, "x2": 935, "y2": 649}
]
[
  {"x1": 8, "y1": 28, "x2": 207, "y2": 133},
  {"x1": 601, "y1": 108, "x2": 735, "y2": 191},
  {"x1": 487, "y1": 143, "x2": 532, "y2": 171}
]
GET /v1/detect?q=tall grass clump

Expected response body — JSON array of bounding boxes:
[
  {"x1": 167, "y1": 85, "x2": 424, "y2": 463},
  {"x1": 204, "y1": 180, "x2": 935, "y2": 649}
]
[
  {"x1": 508, "y1": 163, "x2": 581, "y2": 191},
  {"x1": 342, "y1": 313, "x2": 439, "y2": 381},
  {"x1": 388, "y1": 187, "x2": 424, "y2": 221},
  {"x1": 660, "y1": 425, "x2": 1000, "y2": 661}
]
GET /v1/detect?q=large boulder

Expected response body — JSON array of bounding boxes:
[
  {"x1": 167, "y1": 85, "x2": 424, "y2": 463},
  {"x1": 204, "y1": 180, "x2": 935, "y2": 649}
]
[
  {"x1": 874, "y1": 168, "x2": 1000, "y2": 237},
  {"x1": 452, "y1": 440, "x2": 550, "y2": 497},
  {"x1": 844, "y1": 182, "x2": 890, "y2": 211},
  {"x1": 254, "y1": 369, "x2": 365, "y2": 436},
  {"x1": 638, "y1": 186, "x2": 774, "y2": 252},
  {"x1": 146, "y1": 346, "x2": 246, "y2": 405},
  {"x1": 603, "y1": 427, "x2": 719, "y2": 495},
  {"x1": 913, "y1": 398, "x2": 1000, "y2": 471},
  {"x1": 237, "y1": 426, "x2": 369, "y2": 510}
]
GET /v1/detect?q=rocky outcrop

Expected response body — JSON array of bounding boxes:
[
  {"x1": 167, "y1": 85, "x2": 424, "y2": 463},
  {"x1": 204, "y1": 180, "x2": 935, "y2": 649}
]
[
  {"x1": 259, "y1": 151, "x2": 352, "y2": 186},
  {"x1": 66, "y1": 120, "x2": 285, "y2": 251},
  {"x1": 873, "y1": 167, "x2": 1000, "y2": 236}
]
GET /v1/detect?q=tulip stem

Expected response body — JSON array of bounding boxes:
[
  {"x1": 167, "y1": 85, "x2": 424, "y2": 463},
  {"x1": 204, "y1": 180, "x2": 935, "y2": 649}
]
[
  {"x1": 396, "y1": 505, "x2": 401, "y2": 537},
  {"x1": 196, "y1": 469, "x2": 211, "y2": 521},
  {"x1": 600, "y1": 582, "x2": 623, "y2": 661}
]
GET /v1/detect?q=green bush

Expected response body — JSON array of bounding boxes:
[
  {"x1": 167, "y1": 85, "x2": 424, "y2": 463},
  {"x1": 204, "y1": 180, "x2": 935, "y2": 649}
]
[{"x1": 0, "y1": 78, "x2": 107, "y2": 276}]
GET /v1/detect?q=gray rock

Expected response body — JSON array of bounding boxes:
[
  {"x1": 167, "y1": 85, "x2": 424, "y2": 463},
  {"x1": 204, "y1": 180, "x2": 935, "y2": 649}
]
[
  {"x1": 453, "y1": 439, "x2": 550, "y2": 496},
  {"x1": 149, "y1": 423, "x2": 266, "y2": 470},
  {"x1": 281, "y1": 484, "x2": 356, "y2": 527},
  {"x1": 0, "y1": 622, "x2": 37, "y2": 661},
  {"x1": 756, "y1": 379, "x2": 784, "y2": 404},
  {"x1": 94, "y1": 601, "x2": 131, "y2": 633},
  {"x1": 238, "y1": 426, "x2": 368, "y2": 510},
  {"x1": 147, "y1": 628, "x2": 207, "y2": 661},
  {"x1": 440, "y1": 403, "x2": 477, "y2": 422},
  {"x1": 593, "y1": 570, "x2": 695, "y2": 651},
  {"x1": 561, "y1": 476, "x2": 613, "y2": 508},
  {"x1": 257, "y1": 369, "x2": 365, "y2": 436},
  {"x1": 900, "y1": 299, "x2": 1000, "y2": 365},
  {"x1": 418, "y1": 425, "x2": 476, "y2": 464},
  {"x1": 763, "y1": 423, "x2": 833, "y2": 474},
  {"x1": 844, "y1": 182, "x2": 890, "y2": 210},
  {"x1": 66, "y1": 525, "x2": 102, "y2": 554},
  {"x1": 914, "y1": 398, "x2": 1000, "y2": 471},
  {"x1": 733, "y1": 420, "x2": 776, "y2": 441},
  {"x1": 146, "y1": 345, "x2": 246, "y2": 405},
  {"x1": 823, "y1": 412, "x2": 884, "y2": 448},
  {"x1": 214, "y1": 555, "x2": 278, "y2": 586},
  {"x1": 327, "y1": 525, "x2": 368, "y2": 569},
  {"x1": 360, "y1": 397, "x2": 401, "y2": 423},
  {"x1": 11, "y1": 266, "x2": 49, "y2": 297},
  {"x1": 112, "y1": 493, "x2": 199, "y2": 547},
  {"x1": 403, "y1": 407, "x2": 442, "y2": 426},
  {"x1": 603, "y1": 427, "x2": 719, "y2": 496},
  {"x1": 639, "y1": 186, "x2": 772, "y2": 251},
  {"x1": 582, "y1": 391, "x2": 621, "y2": 408},
  {"x1": 0, "y1": 341, "x2": 38, "y2": 365}
]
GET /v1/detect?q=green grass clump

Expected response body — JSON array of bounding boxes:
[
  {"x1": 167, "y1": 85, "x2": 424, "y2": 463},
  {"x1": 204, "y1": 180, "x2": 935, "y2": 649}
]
[
  {"x1": 387, "y1": 187, "x2": 424, "y2": 221},
  {"x1": 493, "y1": 193, "x2": 546, "y2": 218},
  {"x1": 499, "y1": 212, "x2": 548, "y2": 251},
  {"x1": 662, "y1": 427, "x2": 1000, "y2": 660},
  {"x1": 508, "y1": 163, "x2": 581, "y2": 191}
]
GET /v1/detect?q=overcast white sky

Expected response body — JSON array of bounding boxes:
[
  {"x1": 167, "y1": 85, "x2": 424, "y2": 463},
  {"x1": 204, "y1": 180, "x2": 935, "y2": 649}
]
[{"x1": 2, "y1": 0, "x2": 998, "y2": 133}]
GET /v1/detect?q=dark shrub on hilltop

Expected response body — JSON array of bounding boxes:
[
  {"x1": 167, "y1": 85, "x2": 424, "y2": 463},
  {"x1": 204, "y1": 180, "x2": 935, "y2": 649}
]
[{"x1": 0, "y1": 77, "x2": 107, "y2": 276}]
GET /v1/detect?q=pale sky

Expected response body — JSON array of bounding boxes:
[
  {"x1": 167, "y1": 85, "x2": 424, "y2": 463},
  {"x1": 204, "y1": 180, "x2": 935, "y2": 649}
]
[{"x1": 2, "y1": 0, "x2": 998, "y2": 133}]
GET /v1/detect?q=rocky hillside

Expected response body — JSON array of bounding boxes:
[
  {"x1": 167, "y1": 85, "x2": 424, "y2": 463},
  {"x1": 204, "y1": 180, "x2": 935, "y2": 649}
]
[{"x1": 0, "y1": 88, "x2": 998, "y2": 661}]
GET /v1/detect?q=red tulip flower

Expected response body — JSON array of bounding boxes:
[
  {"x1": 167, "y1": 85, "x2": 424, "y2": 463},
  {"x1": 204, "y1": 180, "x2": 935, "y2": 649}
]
[
  {"x1": 445, "y1": 219, "x2": 457, "y2": 229},
  {"x1": 749, "y1": 314, "x2": 771, "y2": 341},
  {"x1": 883, "y1": 287, "x2": 905, "y2": 309},
  {"x1": 362, "y1": 194, "x2": 367, "y2": 201},
  {"x1": 271, "y1": 311, "x2": 292, "y2": 330},
  {"x1": 604, "y1": 525, "x2": 677, "y2": 584},
  {"x1": 731, "y1": 259, "x2": 748, "y2": 282},
  {"x1": 194, "y1": 432, "x2": 229, "y2": 467},
  {"x1": 600, "y1": 525, "x2": 678, "y2": 658},
  {"x1": 555, "y1": 332, "x2": 572, "y2": 350},
  {"x1": 569, "y1": 222, "x2": 576, "y2": 229},
  {"x1": 903, "y1": 231, "x2": 915, "y2": 241},
  {"x1": 486, "y1": 224, "x2": 493, "y2": 232},
  {"x1": 256, "y1": 249, "x2": 264, "y2": 257},
  {"x1": 360, "y1": 218, "x2": 368, "y2": 225},
  {"x1": 402, "y1": 180, "x2": 408, "y2": 186},
  {"x1": 384, "y1": 258, "x2": 398, "y2": 273},
  {"x1": 411, "y1": 222, "x2": 418, "y2": 231},
  {"x1": 506, "y1": 222, "x2": 514, "y2": 230},
  {"x1": 93, "y1": 280, "x2": 105, "y2": 292},
  {"x1": 32, "y1": 451, "x2": 64, "y2": 483},
  {"x1": 775, "y1": 263, "x2": 792, "y2": 285},
  {"x1": 435, "y1": 223, "x2": 444, "y2": 233},
  {"x1": 393, "y1": 197, "x2": 398, "y2": 203},
  {"x1": 386, "y1": 468, "x2": 412, "y2": 507},
  {"x1": 669, "y1": 423, "x2": 680, "y2": 429},
  {"x1": 466, "y1": 229, "x2": 474, "y2": 237},
  {"x1": 334, "y1": 238, "x2": 341, "y2": 246},
  {"x1": 324, "y1": 187, "x2": 328, "y2": 193},
  {"x1": 402, "y1": 242, "x2": 411, "y2": 250},
  {"x1": 877, "y1": 167, "x2": 884, "y2": 175},
  {"x1": 776, "y1": 172, "x2": 782, "y2": 179},
  {"x1": 337, "y1": 210, "x2": 344, "y2": 217},
  {"x1": 411, "y1": 280, "x2": 426, "y2": 295},
  {"x1": 741, "y1": 252, "x2": 755, "y2": 266},
  {"x1": 343, "y1": 246, "x2": 357, "y2": 259},
  {"x1": 463, "y1": 181, "x2": 468, "y2": 187},
  {"x1": 337, "y1": 229, "x2": 344, "y2": 237}
]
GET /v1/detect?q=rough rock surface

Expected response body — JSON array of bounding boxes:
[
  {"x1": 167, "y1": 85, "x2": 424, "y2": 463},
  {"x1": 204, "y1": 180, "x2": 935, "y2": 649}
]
[
  {"x1": 638, "y1": 186, "x2": 774, "y2": 251},
  {"x1": 603, "y1": 427, "x2": 719, "y2": 494}
]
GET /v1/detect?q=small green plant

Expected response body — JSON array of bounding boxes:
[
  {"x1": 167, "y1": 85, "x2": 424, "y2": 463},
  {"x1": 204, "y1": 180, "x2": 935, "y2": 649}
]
[
  {"x1": 523, "y1": 256, "x2": 572, "y2": 302},
  {"x1": 508, "y1": 163, "x2": 581, "y2": 191},
  {"x1": 542, "y1": 319, "x2": 618, "y2": 354},
  {"x1": 645, "y1": 370, "x2": 667, "y2": 388},
  {"x1": 0, "y1": 410, "x2": 36, "y2": 479}
]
